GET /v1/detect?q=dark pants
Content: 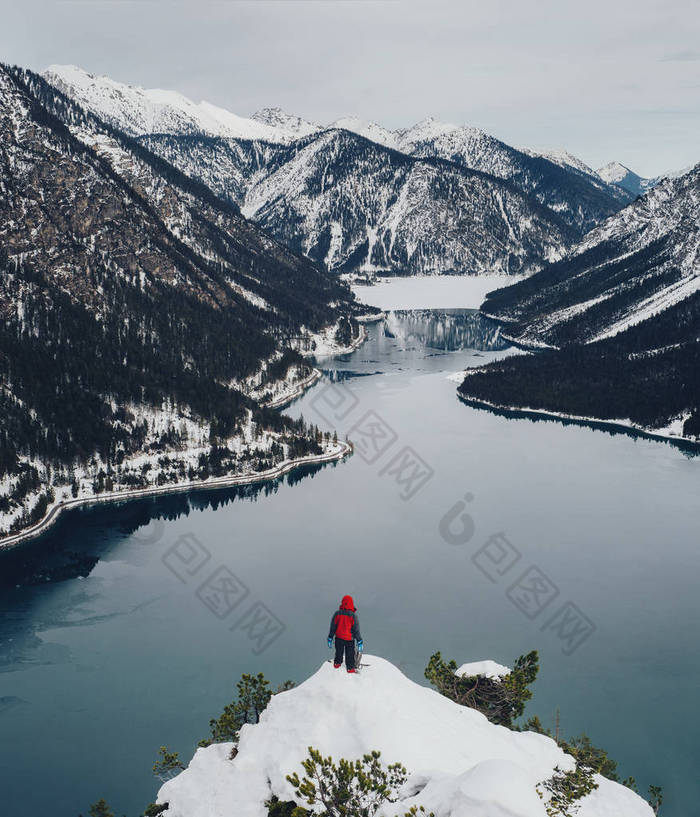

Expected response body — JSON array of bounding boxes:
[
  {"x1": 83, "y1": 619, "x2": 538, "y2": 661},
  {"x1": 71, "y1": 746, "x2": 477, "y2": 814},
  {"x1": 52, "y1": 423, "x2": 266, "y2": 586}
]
[{"x1": 334, "y1": 637, "x2": 355, "y2": 669}]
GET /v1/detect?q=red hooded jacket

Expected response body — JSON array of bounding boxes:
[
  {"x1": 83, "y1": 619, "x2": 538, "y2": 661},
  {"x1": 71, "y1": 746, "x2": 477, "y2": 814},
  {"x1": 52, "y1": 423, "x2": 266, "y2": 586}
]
[{"x1": 328, "y1": 595, "x2": 362, "y2": 642}]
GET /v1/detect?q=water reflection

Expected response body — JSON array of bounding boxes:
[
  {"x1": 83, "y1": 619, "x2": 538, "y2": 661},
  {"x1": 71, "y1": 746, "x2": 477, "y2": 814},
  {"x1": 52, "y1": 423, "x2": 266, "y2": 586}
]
[
  {"x1": 383, "y1": 309, "x2": 509, "y2": 352},
  {"x1": 0, "y1": 461, "x2": 333, "y2": 588},
  {"x1": 459, "y1": 382, "x2": 700, "y2": 457}
]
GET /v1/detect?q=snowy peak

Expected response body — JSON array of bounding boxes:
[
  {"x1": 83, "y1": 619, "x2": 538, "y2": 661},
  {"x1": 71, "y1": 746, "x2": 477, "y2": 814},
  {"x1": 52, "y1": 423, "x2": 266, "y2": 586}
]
[
  {"x1": 157, "y1": 656, "x2": 653, "y2": 817},
  {"x1": 43, "y1": 64, "x2": 307, "y2": 143},
  {"x1": 597, "y1": 160, "x2": 634, "y2": 184},
  {"x1": 523, "y1": 148, "x2": 598, "y2": 177},
  {"x1": 330, "y1": 116, "x2": 399, "y2": 149},
  {"x1": 251, "y1": 106, "x2": 320, "y2": 139},
  {"x1": 397, "y1": 116, "x2": 467, "y2": 149},
  {"x1": 44, "y1": 63, "x2": 200, "y2": 137},
  {"x1": 596, "y1": 161, "x2": 658, "y2": 197},
  {"x1": 329, "y1": 116, "x2": 468, "y2": 152}
]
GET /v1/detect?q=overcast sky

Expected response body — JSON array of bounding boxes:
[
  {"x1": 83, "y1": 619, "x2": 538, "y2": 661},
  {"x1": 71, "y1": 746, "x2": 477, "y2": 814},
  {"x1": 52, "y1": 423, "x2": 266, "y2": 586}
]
[{"x1": 3, "y1": 0, "x2": 699, "y2": 176}]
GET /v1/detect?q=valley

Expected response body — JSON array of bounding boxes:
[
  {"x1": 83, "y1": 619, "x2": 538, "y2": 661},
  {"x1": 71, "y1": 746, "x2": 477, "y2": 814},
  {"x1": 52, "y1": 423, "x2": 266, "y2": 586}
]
[{"x1": 0, "y1": 34, "x2": 698, "y2": 817}]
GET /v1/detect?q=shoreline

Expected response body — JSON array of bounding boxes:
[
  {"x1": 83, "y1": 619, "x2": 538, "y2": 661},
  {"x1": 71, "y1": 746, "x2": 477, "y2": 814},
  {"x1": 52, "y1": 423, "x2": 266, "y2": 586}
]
[
  {"x1": 0, "y1": 440, "x2": 353, "y2": 552},
  {"x1": 456, "y1": 392, "x2": 700, "y2": 451},
  {"x1": 263, "y1": 367, "x2": 322, "y2": 409},
  {"x1": 308, "y1": 323, "x2": 369, "y2": 359},
  {"x1": 265, "y1": 323, "x2": 371, "y2": 410},
  {"x1": 1, "y1": 318, "x2": 371, "y2": 552}
]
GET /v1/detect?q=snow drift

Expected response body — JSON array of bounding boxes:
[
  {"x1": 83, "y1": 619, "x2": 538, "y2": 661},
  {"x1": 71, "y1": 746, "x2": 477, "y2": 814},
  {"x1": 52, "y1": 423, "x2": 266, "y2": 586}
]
[{"x1": 157, "y1": 656, "x2": 652, "y2": 817}]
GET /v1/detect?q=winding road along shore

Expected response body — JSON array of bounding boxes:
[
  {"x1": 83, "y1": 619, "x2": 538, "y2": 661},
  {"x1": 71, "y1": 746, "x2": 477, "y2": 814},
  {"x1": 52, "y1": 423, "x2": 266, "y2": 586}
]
[
  {"x1": 0, "y1": 440, "x2": 352, "y2": 552},
  {"x1": 0, "y1": 321, "x2": 375, "y2": 552},
  {"x1": 263, "y1": 368, "x2": 322, "y2": 409}
]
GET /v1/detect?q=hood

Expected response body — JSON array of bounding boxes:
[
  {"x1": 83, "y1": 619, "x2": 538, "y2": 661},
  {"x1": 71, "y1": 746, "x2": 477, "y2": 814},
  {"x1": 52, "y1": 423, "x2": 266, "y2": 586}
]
[{"x1": 340, "y1": 595, "x2": 356, "y2": 611}]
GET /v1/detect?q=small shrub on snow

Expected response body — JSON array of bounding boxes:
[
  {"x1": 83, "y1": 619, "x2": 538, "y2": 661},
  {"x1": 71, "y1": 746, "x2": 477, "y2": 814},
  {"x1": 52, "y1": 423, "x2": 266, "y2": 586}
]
[
  {"x1": 152, "y1": 745, "x2": 185, "y2": 779},
  {"x1": 537, "y1": 764, "x2": 598, "y2": 817},
  {"x1": 200, "y1": 673, "x2": 295, "y2": 747},
  {"x1": 287, "y1": 747, "x2": 409, "y2": 817},
  {"x1": 424, "y1": 649, "x2": 539, "y2": 727}
]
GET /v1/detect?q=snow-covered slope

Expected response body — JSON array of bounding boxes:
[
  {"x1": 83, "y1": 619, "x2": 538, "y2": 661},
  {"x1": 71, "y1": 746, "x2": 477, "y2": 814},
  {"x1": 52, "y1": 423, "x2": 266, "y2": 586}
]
[
  {"x1": 596, "y1": 162, "x2": 659, "y2": 198},
  {"x1": 323, "y1": 117, "x2": 632, "y2": 234},
  {"x1": 140, "y1": 127, "x2": 574, "y2": 276},
  {"x1": 331, "y1": 116, "x2": 399, "y2": 149},
  {"x1": 531, "y1": 149, "x2": 598, "y2": 177},
  {"x1": 157, "y1": 657, "x2": 651, "y2": 817},
  {"x1": 483, "y1": 162, "x2": 700, "y2": 347},
  {"x1": 44, "y1": 65, "x2": 636, "y2": 274},
  {"x1": 461, "y1": 163, "x2": 700, "y2": 439},
  {"x1": 400, "y1": 123, "x2": 632, "y2": 234},
  {"x1": 43, "y1": 65, "x2": 317, "y2": 142},
  {"x1": 243, "y1": 128, "x2": 574, "y2": 275},
  {"x1": 252, "y1": 106, "x2": 319, "y2": 138}
]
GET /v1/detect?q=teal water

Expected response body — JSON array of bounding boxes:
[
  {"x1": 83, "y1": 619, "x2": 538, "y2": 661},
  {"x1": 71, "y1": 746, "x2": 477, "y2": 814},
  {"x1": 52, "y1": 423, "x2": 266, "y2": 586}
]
[{"x1": 0, "y1": 311, "x2": 698, "y2": 816}]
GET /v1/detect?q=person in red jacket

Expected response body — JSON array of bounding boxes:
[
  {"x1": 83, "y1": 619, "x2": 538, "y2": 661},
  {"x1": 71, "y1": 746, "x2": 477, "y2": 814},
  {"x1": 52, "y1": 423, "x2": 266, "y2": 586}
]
[{"x1": 327, "y1": 594, "x2": 363, "y2": 673}]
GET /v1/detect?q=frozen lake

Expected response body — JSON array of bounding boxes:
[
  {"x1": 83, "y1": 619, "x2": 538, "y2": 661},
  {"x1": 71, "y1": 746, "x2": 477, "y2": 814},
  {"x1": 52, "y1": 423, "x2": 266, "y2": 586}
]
[{"x1": 351, "y1": 273, "x2": 523, "y2": 310}]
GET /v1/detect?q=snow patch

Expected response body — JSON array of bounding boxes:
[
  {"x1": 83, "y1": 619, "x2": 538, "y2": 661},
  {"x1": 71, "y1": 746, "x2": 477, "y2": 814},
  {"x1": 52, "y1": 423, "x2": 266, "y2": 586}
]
[{"x1": 455, "y1": 660, "x2": 511, "y2": 680}]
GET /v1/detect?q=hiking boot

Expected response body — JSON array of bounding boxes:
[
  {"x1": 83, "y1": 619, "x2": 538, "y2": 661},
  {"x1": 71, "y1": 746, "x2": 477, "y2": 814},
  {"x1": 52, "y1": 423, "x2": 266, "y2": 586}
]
[
  {"x1": 347, "y1": 668, "x2": 357, "y2": 674},
  {"x1": 334, "y1": 663, "x2": 341, "y2": 669}
]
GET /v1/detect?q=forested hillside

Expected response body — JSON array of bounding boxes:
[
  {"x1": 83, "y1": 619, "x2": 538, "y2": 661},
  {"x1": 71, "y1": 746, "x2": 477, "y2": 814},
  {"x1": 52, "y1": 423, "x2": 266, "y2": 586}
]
[
  {"x1": 459, "y1": 297, "x2": 700, "y2": 438},
  {"x1": 459, "y1": 166, "x2": 700, "y2": 439},
  {"x1": 0, "y1": 64, "x2": 361, "y2": 540},
  {"x1": 480, "y1": 165, "x2": 700, "y2": 348}
]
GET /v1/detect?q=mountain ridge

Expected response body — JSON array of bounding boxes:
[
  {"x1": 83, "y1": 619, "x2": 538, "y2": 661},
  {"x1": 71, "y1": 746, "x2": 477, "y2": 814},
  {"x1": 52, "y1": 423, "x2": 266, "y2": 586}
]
[
  {"x1": 43, "y1": 64, "x2": 636, "y2": 274},
  {"x1": 458, "y1": 162, "x2": 700, "y2": 438},
  {"x1": 0, "y1": 63, "x2": 363, "y2": 541},
  {"x1": 155, "y1": 656, "x2": 654, "y2": 817}
]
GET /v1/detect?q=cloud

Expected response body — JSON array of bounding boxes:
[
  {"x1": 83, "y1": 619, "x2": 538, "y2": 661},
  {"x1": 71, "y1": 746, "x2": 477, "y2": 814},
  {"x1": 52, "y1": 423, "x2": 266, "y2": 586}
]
[{"x1": 660, "y1": 49, "x2": 700, "y2": 62}]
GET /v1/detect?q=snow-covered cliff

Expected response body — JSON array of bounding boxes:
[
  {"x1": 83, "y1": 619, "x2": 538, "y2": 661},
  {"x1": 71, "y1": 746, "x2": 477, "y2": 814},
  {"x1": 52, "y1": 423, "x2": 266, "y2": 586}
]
[{"x1": 157, "y1": 657, "x2": 652, "y2": 817}]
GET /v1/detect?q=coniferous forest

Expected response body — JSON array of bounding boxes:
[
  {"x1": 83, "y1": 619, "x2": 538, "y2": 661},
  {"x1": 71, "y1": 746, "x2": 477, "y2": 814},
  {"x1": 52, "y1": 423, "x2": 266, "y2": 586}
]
[
  {"x1": 0, "y1": 63, "x2": 364, "y2": 538},
  {"x1": 460, "y1": 291, "x2": 700, "y2": 435}
]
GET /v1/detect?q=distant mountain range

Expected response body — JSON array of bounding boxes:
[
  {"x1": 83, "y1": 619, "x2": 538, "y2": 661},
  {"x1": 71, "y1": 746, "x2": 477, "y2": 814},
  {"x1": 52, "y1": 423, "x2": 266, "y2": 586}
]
[
  {"x1": 44, "y1": 65, "x2": 648, "y2": 276},
  {"x1": 4, "y1": 57, "x2": 697, "y2": 543},
  {"x1": 460, "y1": 162, "x2": 700, "y2": 439}
]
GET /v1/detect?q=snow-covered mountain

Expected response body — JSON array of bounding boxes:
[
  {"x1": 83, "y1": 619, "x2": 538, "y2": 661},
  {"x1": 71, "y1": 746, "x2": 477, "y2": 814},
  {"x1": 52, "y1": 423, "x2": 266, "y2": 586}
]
[
  {"x1": 482, "y1": 162, "x2": 700, "y2": 347},
  {"x1": 332, "y1": 116, "x2": 633, "y2": 234},
  {"x1": 240, "y1": 128, "x2": 574, "y2": 275},
  {"x1": 156, "y1": 656, "x2": 652, "y2": 817},
  {"x1": 43, "y1": 65, "x2": 635, "y2": 275},
  {"x1": 0, "y1": 63, "x2": 362, "y2": 542},
  {"x1": 331, "y1": 115, "x2": 399, "y2": 148},
  {"x1": 43, "y1": 65, "x2": 320, "y2": 142},
  {"x1": 596, "y1": 161, "x2": 659, "y2": 198},
  {"x1": 460, "y1": 163, "x2": 700, "y2": 438},
  {"x1": 134, "y1": 128, "x2": 575, "y2": 276}
]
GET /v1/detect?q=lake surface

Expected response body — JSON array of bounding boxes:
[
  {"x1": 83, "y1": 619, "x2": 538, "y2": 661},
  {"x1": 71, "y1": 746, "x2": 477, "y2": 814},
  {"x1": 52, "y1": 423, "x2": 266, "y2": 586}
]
[{"x1": 1, "y1": 310, "x2": 698, "y2": 817}]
